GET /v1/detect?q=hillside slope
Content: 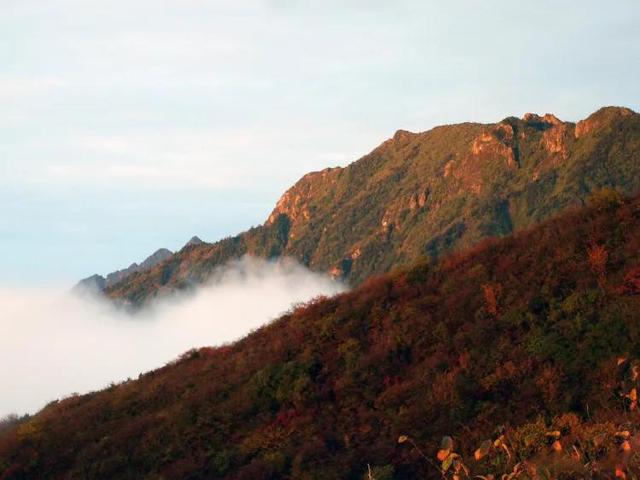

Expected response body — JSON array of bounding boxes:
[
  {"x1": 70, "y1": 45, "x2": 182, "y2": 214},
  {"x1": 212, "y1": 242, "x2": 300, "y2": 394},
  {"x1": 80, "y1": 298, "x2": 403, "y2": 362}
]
[
  {"x1": 105, "y1": 106, "x2": 640, "y2": 306},
  {"x1": 2, "y1": 193, "x2": 640, "y2": 479}
]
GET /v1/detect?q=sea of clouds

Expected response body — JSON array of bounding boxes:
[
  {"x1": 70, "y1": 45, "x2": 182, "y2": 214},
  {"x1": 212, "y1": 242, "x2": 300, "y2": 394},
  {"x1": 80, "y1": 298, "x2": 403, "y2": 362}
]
[{"x1": 0, "y1": 257, "x2": 344, "y2": 417}]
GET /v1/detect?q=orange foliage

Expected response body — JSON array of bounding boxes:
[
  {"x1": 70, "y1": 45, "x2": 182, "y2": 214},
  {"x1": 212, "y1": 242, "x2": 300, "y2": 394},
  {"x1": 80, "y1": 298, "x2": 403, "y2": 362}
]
[
  {"x1": 2, "y1": 195, "x2": 640, "y2": 479},
  {"x1": 588, "y1": 242, "x2": 608, "y2": 288},
  {"x1": 482, "y1": 282, "x2": 501, "y2": 316}
]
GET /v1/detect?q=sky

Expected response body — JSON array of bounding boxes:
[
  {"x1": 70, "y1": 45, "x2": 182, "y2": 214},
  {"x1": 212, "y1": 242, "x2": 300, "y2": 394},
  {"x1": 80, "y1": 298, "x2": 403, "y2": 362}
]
[{"x1": 2, "y1": 0, "x2": 640, "y2": 285}]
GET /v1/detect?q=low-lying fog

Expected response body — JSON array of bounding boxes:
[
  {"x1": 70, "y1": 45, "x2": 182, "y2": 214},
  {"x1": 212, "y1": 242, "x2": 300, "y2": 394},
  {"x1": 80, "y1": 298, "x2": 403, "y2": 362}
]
[{"x1": 0, "y1": 257, "x2": 345, "y2": 417}]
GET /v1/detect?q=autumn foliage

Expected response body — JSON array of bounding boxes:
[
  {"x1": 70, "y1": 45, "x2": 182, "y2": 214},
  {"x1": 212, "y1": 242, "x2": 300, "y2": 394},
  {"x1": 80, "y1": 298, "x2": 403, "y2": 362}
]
[{"x1": 1, "y1": 195, "x2": 640, "y2": 479}]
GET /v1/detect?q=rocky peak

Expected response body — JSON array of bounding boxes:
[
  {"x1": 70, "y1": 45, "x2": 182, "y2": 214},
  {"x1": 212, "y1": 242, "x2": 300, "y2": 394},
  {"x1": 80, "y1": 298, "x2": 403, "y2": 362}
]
[
  {"x1": 73, "y1": 274, "x2": 106, "y2": 294},
  {"x1": 575, "y1": 106, "x2": 637, "y2": 138},
  {"x1": 139, "y1": 248, "x2": 173, "y2": 270},
  {"x1": 542, "y1": 113, "x2": 563, "y2": 125},
  {"x1": 522, "y1": 112, "x2": 541, "y2": 123},
  {"x1": 377, "y1": 129, "x2": 418, "y2": 151},
  {"x1": 522, "y1": 112, "x2": 563, "y2": 128},
  {"x1": 521, "y1": 112, "x2": 570, "y2": 159},
  {"x1": 392, "y1": 129, "x2": 416, "y2": 142},
  {"x1": 471, "y1": 123, "x2": 518, "y2": 169},
  {"x1": 183, "y1": 236, "x2": 204, "y2": 248}
]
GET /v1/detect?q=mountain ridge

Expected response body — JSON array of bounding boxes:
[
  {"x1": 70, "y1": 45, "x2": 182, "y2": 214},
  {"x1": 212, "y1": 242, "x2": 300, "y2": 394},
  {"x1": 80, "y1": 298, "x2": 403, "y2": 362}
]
[
  {"x1": 75, "y1": 247, "x2": 174, "y2": 292},
  {"x1": 76, "y1": 234, "x2": 211, "y2": 293},
  {"x1": 100, "y1": 106, "x2": 640, "y2": 306}
]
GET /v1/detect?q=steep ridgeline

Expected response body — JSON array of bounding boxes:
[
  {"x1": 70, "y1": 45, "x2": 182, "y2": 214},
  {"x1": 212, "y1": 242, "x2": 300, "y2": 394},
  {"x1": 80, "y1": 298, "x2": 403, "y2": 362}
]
[
  {"x1": 105, "y1": 106, "x2": 640, "y2": 305},
  {"x1": 76, "y1": 236, "x2": 205, "y2": 293},
  {"x1": 75, "y1": 248, "x2": 174, "y2": 293},
  {"x1": 3, "y1": 195, "x2": 640, "y2": 479}
]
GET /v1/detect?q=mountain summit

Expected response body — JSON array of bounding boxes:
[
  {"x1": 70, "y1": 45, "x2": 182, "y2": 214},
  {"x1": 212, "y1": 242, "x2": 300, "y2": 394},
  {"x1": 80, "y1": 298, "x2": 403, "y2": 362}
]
[
  {"x1": 183, "y1": 236, "x2": 204, "y2": 248},
  {"x1": 98, "y1": 106, "x2": 640, "y2": 305}
]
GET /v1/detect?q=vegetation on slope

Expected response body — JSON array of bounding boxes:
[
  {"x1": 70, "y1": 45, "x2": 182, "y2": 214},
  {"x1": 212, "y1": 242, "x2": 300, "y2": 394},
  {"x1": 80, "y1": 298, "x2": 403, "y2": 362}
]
[
  {"x1": 105, "y1": 106, "x2": 640, "y2": 306},
  {"x1": 2, "y1": 191, "x2": 640, "y2": 479}
]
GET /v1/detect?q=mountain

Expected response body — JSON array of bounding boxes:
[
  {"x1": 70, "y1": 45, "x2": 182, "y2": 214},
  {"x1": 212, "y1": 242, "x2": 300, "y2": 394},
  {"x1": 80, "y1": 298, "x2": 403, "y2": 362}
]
[
  {"x1": 75, "y1": 248, "x2": 174, "y2": 292},
  {"x1": 2, "y1": 192, "x2": 640, "y2": 479},
  {"x1": 184, "y1": 236, "x2": 204, "y2": 248},
  {"x1": 101, "y1": 106, "x2": 640, "y2": 306},
  {"x1": 72, "y1": 273, "x2": 106, "y2": 293}
]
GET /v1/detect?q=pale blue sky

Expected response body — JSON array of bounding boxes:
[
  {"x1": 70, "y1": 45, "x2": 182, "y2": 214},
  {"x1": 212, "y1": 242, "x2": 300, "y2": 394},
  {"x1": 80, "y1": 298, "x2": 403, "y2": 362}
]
[{"x1": 2, "y1": 0, "x2": 639, "y2": 284}]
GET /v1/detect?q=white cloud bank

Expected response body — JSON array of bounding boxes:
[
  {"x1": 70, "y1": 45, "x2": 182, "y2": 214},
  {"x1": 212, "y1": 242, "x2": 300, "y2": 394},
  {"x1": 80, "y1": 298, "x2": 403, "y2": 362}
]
[{"x1": 0, "y1": 257, "x2": 345, "y2": 417}]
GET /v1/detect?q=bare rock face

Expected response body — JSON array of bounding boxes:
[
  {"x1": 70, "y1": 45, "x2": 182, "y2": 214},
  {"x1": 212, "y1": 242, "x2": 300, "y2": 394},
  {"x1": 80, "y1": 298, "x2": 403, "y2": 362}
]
[
  {"x1": 266, "y1": 167, "x2": 342, "y2": 227},
  {"x1": 522, "y1": 112, "x2": 541, "y2": 122},
  {"x1": 521, "y1": 112, "x2": 572, "y2": 160},
  {"x1": 408, "y1": 188, "x2": 429, "y2": 211},
  {"x1": 542, "y1": 113, "x2": 563, "y2": 126},
  {"x1": 267, "y1": 190, "x2": 311, "y2": 225},
  {"x1": 471, "y1": 123, "x2": 518, "y2": 169},
  {"x1": 443, "y1": 159, "x2": 456, "y2": 177},
  {"x1": 329, "y1": 264, "x2": 343, "y2": 279},
  {"x1": 390, "y1": 129, "x2": 417, "y2": 145},
  {"x1": 380, "y1": 209, "x2": 394, "y2": 233},
  {"x1": 542, "y1": 122, "x2": 571, "y2": 159}
]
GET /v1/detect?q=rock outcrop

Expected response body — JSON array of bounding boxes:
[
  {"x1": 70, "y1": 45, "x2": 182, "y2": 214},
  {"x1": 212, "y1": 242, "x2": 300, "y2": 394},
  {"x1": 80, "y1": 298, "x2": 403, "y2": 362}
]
[
  {"x1": 471, "y1": 123, "x2": 519, "y2": 169},
  {"x1": 266, "y1": 167, "x2": 342, "y2": 231}
]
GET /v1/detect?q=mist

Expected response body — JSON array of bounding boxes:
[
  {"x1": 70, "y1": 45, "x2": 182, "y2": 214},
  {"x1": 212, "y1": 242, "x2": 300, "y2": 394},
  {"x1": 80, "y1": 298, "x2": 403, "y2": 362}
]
[{"x1": 0, "y1": 257, "x2": 344, "y2": 417}]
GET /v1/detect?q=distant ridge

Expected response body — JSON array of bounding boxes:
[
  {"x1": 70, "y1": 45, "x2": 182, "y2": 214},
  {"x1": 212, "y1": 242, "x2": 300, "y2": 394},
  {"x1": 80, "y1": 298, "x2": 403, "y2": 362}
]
[
  {"x1": 75, "y1": 247, "x2": 173, "y2": 292},
  {"x1": 76, "y1": 233, "x2": 216, "y2": 293}
]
